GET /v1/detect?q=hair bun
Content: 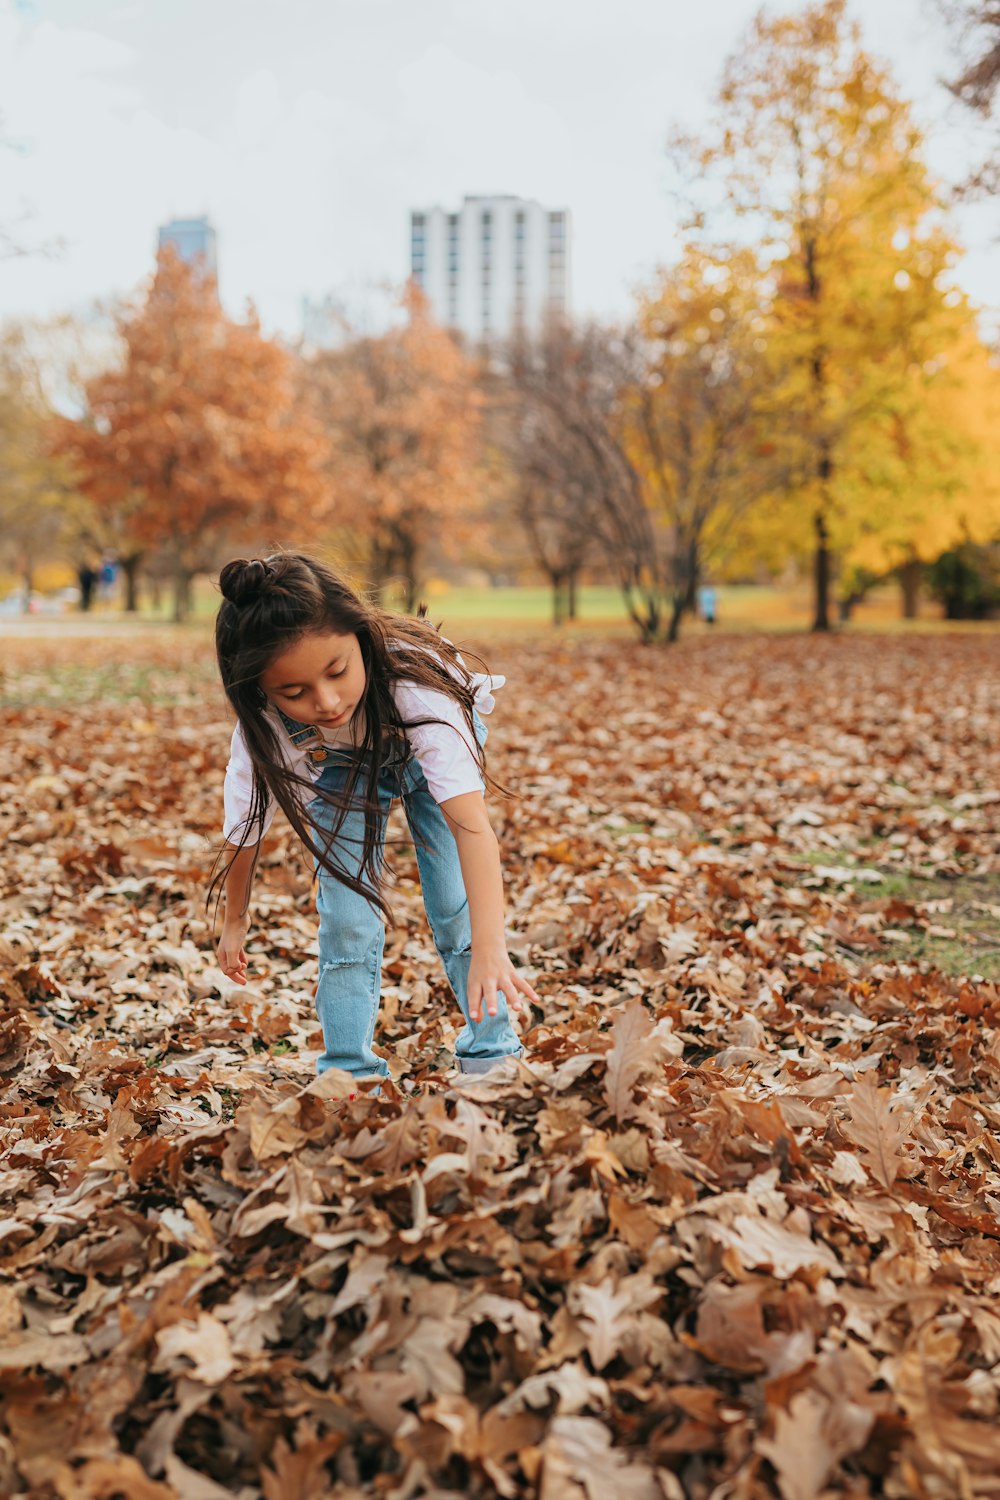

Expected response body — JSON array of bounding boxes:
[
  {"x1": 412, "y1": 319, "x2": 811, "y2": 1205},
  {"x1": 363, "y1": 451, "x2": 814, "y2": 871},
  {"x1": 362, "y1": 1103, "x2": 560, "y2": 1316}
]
[{"x1": 219, "y1": 558, "x2": 272, "y2": 605}]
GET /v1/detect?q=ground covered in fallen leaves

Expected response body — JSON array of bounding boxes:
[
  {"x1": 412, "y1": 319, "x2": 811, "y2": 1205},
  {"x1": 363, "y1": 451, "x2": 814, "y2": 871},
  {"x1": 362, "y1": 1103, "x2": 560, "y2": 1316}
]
[{"x1": 2, "y1": 628, "x2": 1000, "y2": 1500}]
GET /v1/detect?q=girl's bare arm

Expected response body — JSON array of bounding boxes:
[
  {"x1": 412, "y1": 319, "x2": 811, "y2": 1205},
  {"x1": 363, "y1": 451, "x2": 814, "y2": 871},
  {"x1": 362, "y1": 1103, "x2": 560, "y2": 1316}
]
[
  {"x1": 440, "y1": 792, "x2": 540, "y2": 1023},
  {"x1": 217, "y1": 841, "x2": 259, "y2": 985}
]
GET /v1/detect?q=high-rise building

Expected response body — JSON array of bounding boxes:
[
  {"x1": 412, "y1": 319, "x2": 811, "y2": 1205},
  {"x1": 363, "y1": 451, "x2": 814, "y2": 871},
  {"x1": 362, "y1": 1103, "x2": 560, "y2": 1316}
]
[
  {"x1": 157, "y1": 216, "x2": 218, "y2": 279},
  {"x1": 410, "y1": 195, "x2": 570, "y2": 344}
]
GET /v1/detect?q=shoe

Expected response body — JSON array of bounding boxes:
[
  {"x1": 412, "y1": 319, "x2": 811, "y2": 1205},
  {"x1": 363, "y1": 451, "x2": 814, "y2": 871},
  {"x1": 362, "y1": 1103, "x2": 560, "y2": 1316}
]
[{"x1": 452, "y1": 1053, "x2": 522, "y2": 1079}]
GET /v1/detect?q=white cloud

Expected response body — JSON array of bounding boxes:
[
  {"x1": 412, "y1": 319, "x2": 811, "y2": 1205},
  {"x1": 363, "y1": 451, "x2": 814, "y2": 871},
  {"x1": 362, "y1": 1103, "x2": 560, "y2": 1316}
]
[{"x1": 0, "y1": 0, "x2": 995, "y2": 338}]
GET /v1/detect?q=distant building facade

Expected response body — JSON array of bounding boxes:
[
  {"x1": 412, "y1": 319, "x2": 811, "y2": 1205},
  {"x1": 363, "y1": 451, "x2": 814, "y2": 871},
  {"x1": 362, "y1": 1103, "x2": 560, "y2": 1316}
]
[
  {"x1": 410, "y1": 195, "x2": 570, "y2": 344},
  {"x1": 158, "y1": 216, "x2": 218, "y2": 279}
]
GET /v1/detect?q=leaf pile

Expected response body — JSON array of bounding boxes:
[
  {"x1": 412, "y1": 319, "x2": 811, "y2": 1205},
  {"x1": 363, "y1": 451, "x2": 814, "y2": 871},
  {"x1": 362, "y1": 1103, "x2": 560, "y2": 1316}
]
[{"x1": 2, "y1": 630, "x2": 1000, "y2": 1499}]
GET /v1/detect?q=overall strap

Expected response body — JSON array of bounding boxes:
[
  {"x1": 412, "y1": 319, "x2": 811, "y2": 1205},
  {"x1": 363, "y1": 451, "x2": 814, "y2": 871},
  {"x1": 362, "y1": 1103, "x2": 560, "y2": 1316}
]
[
  {"x1": 276, "y1": 704, "x2": 407, "y2": 769},
  {"x1": 275, "y1": 706, "x2": 327, "y2": 763}
]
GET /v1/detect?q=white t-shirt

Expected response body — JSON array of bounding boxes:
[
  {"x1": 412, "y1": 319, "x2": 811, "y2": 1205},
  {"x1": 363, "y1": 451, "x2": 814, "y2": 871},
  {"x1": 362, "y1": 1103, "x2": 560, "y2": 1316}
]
[{"x1": 222, "y1": 668, "x2": 504, "y2": 844}]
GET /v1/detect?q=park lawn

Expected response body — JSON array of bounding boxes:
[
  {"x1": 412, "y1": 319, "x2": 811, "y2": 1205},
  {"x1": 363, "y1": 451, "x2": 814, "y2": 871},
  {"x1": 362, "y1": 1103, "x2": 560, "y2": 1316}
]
[
  {"x1": 9, "y1": 574, "x2": 979, "y2": 640},
  {"x1": 1, "y1": 631, "x2": 999, "y2": 1496},
  {"x1": 130, "y1": 577, "x2": 640, "y2": 630},
  {"x1": 146, "y1": 575, "x2": 877, "y2": 630}
]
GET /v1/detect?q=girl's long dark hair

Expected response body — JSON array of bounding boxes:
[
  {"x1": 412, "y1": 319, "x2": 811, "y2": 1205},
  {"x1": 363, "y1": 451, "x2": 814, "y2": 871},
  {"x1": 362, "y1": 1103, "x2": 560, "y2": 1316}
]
[{"x1": 211, "y1": 552, "x2": 500, "y2": 923}]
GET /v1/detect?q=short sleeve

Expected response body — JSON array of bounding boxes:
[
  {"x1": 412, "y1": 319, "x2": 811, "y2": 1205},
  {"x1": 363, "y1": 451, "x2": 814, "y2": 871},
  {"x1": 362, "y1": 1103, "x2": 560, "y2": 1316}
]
[
  {"x1": 470, "y1": 671, "x2": 505, "y2": 714},
  {"x1": 393, "y1": 680, "x2": 486, "y2": 805},
  {"x1": 222, "y1": 722, "x2": 277, "y2": 843}
]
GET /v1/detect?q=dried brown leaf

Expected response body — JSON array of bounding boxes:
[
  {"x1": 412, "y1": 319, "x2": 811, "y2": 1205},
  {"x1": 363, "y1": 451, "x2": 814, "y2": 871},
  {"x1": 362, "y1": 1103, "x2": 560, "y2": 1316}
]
[
  {"x1": 841, "y1": 1073, "x2": 916, "y2": 1192},
  {"x1": 758, "y1": 1388, "x2": 874, "y2": 1500},
  {"x1": 604, "y1": 998, "x2": 678, "y2": 1120}
]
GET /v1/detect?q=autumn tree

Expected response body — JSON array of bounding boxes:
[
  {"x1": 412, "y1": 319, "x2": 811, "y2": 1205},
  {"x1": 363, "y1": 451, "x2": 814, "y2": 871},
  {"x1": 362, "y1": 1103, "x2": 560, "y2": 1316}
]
[
  {"x1": 0, "y1": 326, "x2": 81, "y2": 607},
  {"x1": 840, "y1": 314, "x2": 1000, "y2": 615},
  {"x1": 29, "y1": 308, "x2": 149, "y2": 609},
  {"x1": 671, "y1": 0, "x2": 969, "y2": 630},
  {"x1": 54, "y1": 248, "x2": 326, "y2": 620},
  {"x1": 940, "y1": 0, "x2": 1000, "y2": 198},
  {"x1": 508, "y1": 409, "x2": 600, "y2": 626},
  {"x1": 303, "y1": 288, "x2": 483, "y2": 612},
  {"x1": 497, "y1": 320, "x2": 673, "y2": 642},
  {"x1": 623, "y1": 248, "x2": 780, "y2": 641},
  {"x1": 493, "y1": 328, "x2": 611, "y2": 625}
]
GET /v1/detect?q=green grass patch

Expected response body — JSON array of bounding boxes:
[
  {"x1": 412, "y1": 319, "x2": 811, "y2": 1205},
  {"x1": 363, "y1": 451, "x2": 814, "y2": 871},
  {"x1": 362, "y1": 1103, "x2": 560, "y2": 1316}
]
[
  {"x1": 0, "y1": 658, "x2": 218, "y2": 709},
  {"x1": 134, "y1": 579, "x2": 638, "y2": 629},
  {"x1": 874, "y1": 872, "x2": 1000, "y2": 981},
  {"x1": 777, "y1": 858, "x2": 1000, "y2": 980}
]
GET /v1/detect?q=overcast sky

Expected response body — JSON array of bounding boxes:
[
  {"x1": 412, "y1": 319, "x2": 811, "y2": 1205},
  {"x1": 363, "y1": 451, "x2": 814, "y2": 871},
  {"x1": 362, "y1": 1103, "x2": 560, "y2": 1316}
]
[{"x1": 0, "y1": 0, "x2": 996, "y2": 338}]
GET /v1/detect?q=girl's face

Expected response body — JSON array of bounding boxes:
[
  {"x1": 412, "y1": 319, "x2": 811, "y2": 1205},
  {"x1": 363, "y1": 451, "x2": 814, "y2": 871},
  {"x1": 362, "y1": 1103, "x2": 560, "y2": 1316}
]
[{"x1": 259, "y1": 629, "x2": 367, "y2": 727}]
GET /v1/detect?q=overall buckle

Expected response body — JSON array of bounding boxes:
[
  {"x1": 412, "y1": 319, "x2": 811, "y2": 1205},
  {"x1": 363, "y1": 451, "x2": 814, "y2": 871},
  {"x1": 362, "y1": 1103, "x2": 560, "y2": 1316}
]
[{"x1": 286, "y1": 722, "x2": 328, "y2": 762}]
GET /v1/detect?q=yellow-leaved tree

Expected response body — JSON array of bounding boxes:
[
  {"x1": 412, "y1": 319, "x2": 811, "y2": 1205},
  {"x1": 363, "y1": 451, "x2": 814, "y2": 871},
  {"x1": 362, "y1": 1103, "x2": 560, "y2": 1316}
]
[
  {"x1": 671, "y1": 0, "x2": 980, "y2": 628},
  {"x1": 842, "y1": 315, "x2": 1000, "y2": 611},
  {"x1": 0, "y1": 326, "x2": 81, "y2": 607}
]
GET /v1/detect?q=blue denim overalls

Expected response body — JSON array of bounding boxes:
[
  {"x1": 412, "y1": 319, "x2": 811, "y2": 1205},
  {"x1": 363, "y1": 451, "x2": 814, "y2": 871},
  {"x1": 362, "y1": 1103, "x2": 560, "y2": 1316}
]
[{"x1": 277, "y1": 706, "x2": 522, "y2": 1078}]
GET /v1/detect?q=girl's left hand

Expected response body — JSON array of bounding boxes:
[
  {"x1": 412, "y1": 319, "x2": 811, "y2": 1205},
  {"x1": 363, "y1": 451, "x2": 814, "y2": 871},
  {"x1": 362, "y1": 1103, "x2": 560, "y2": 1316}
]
[
  {"x1": 468, "y1": 944, "x2": 541, "y2": 1023},
  {"x1": 218, "y1": 913, "x2": 251, "y2": 985}
]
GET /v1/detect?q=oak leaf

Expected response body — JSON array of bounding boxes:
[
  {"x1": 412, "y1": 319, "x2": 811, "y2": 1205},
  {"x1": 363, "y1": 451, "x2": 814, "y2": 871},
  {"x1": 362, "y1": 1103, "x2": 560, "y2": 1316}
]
[
  {"x1": 51, "y1": 1455, "x2": 176, "y2": 1499},
  {"x1": 153, "y1": 1313, "x2": 234, "y2": 1386},
  {"x1": 891, "y1": 1326, "x2": 1000, "y2": 1476},
  {"x1": 261, "y1": 1422, "x2": 344, "y2": 1500},
  {"x1": 707, "y1": 1212, "x2": 844, "y2": 1280},
  {"x1": 604, "y1": 998, "x2": 680, "y2": 1121},
  {"x1": 539, "y1": 1415, "x2": 665, "y2": 1500},
  {"x1": 758, "y1": 1388, "x2": 873, "y2": 1500},
  {"x1": 841, "y1": 1072, "x2": 916, "y2": 1191},
  {"x1": 570, "y1": 1275, "x2": 661, "y2": 1371}
]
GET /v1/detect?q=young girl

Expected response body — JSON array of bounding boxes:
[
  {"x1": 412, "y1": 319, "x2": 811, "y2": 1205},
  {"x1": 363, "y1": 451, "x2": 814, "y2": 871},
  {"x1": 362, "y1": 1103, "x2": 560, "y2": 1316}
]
[{"x1": 214, "y1": 552, "x2": 538, "y2": 1082}]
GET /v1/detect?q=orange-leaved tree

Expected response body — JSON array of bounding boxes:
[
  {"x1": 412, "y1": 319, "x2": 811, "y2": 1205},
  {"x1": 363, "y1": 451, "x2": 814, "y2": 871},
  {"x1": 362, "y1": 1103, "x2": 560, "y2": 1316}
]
[
  {"x1": 54, "y1": 247, "x2": 327, "y2": 619},
  {"x1": 302, "y1": 285, "x2": 483, "y2": 612}
]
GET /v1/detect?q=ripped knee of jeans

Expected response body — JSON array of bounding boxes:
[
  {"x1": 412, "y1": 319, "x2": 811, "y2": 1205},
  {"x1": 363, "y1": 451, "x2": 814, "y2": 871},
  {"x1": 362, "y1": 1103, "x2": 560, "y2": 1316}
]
[
  {"x1": 318, "y1": 948, "x2": 379, "y2": 974},
  {"x1": 434, "y1": 934, "x2": 472, "y2": 962}
]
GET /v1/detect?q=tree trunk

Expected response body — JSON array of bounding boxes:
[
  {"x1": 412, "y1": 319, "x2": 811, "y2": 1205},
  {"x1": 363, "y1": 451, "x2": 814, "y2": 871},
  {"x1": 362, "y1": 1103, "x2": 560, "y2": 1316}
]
[
  {"x1": 386, "y1": 525, "x2": 419, "y2": 612},
  {"x1": 838, "y1": 589, "x2": 864, "y2": 623},
  {"x1": 683, "y1": 545, "x2": 700, "y2": 617},
  {"x1": 621, "y1": 575, "x2": 660, "y2": 643},
  {"x1": 369, "y1": 536, "x2": 394, "y2": 602},
  {"x1": 121, "y1": 553, "x2": 142, "y2": 613},
  {"x1": 19, "y1": 552, "x2": 33, "y2": 613},
  {"x1": 899, "y1": 557, "x2": 921, "y2": 619},
  {"x1": 667, "y1": 592, "x2": 685, "y2": 644},
  {"x1": 807, "y1": 302, "x2": 832, "y2": 631},
  {"x1": 172, "y1": 568, "x2": 193, "y2": 623},
  {"x1": 550, "y1": 571, "x2": 567, "y2": 626},
  {"x1": 567, "y1": 570, "x2": 579, "y2": 621},
  {"x1": 399, "y1": 541, "x2": 417, "y2": 613},
  {"x1": 813, "y1": 507, "x2": 831, "y2": 633}
]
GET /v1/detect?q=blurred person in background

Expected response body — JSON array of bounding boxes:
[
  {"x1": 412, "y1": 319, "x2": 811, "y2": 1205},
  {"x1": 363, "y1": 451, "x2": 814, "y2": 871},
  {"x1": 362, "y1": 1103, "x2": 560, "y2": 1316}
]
[
  {"x1": 98, "y1": 551, "x2": 119, "y2": 605},
  {"x1": 77, "y1": 559, "x2": 98, "y2": 612}
]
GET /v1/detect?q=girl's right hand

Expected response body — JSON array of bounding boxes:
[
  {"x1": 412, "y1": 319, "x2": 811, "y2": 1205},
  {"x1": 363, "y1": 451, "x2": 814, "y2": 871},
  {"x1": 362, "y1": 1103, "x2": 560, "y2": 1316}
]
[{"x1": 218, "y1": 914, "x2": 251, "y2": 985}]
